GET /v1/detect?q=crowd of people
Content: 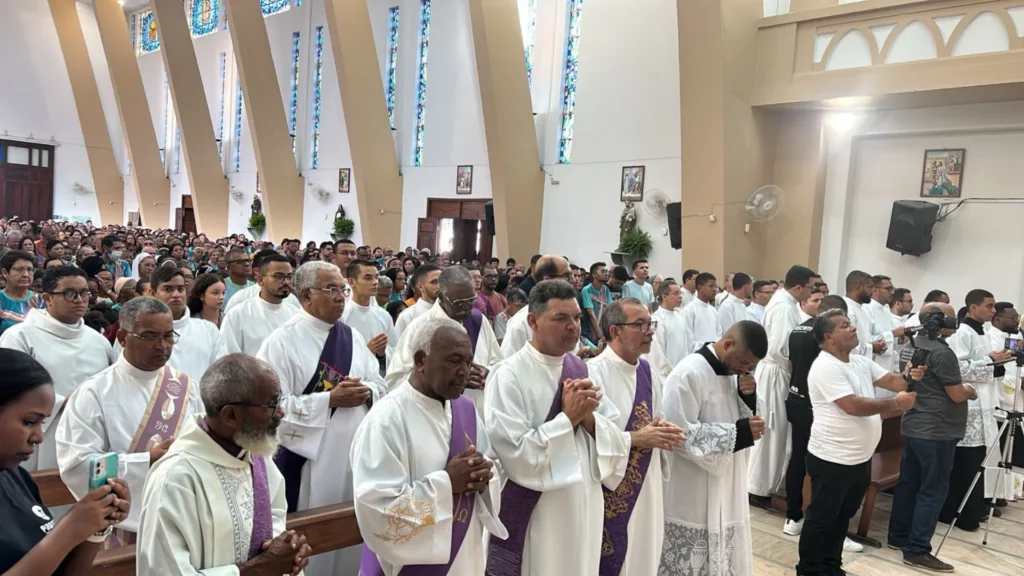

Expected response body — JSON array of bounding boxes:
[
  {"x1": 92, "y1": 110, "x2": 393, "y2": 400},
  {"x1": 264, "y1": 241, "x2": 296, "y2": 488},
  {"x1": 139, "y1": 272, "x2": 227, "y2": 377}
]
[{"x1": 0, "y1": 216, "x2": 1022, "y2": 576}]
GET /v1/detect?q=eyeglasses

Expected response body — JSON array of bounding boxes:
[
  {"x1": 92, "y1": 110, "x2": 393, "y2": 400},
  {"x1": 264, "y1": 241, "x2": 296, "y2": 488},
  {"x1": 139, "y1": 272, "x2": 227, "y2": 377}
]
[
  {"x1": 441, "y1": 291, "x2": 478, "y2": 309},
  {"x1": 228, "y1": 259, "x2": 251, "y2": 266},
  {"x1": 225, "y1": 397, "x2": 282, "y2": 415},
  {"x1": 269, "y1": 273, "x2": 294, "y2": 283},
  {"x1": 48, "y1": 290, "x2": 92, "y2": 302},
  {"x1": 614, "y1": 320, "x2": 659, "y2": 332},
  {"x1": 313, "y1": 286, "x2": 348, "y2": 298},
  {"x1": 9, "y1": 266, "x2": 33, "y2": 275},
  {"x1": 128, "y1": 331, "x2": 180, "y2": 344}
]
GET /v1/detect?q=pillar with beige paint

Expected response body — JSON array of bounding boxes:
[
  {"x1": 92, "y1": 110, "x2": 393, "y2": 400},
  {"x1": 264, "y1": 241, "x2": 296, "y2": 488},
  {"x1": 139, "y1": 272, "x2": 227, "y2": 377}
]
[
  {"x1": 467, "y1": 0, "x2": 544, "y2": 263},
  {"x1": 48, "y1": 0, "x2": 124, "y2": 227},
  {"x1": 323, "y1": 0, "x2": 402, "y2": 249},
  {"x1": 92, "y1": 0, "x2": 170, "y2": 229},
  {"x1": 151, "y1": 0, "x2": 229, "y2": 238},
  {"x1": 223, "y1": 0, "x2": 303, "y2": 242}
]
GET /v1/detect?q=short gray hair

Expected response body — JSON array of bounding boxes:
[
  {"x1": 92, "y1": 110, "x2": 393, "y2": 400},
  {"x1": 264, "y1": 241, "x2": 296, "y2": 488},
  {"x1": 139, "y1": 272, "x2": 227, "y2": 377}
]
[
  {"x1": 119, "y1": 297, "x2": 171, "y2": 332},
  {"x1": 439, "y1": 265, "x2": 474, "y2": 292},
  {"x1": 5, "y1": 229, "x2": 22, "y2": 240},
  {"x1": 409, "y1": 316, "x2": 465, "y2": 356},
  {"x1": 295, "y1": 261, "x2": 338, "y2": 295},
  {"x1": 600, "y1": 297, "x2": 643, "y2": 341},
  {"x1": 378, "y1": 275, "x2": 393, "y2": 290},
  {"x1": 200, "y1": 354, "x2": 279, "y2": 415}
]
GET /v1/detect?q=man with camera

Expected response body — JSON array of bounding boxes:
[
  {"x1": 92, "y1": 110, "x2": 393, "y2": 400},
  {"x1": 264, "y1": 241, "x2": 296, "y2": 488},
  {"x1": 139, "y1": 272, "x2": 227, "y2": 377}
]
[{"x1": 887, "y1": 302, "x2": 977, "y2": 573}]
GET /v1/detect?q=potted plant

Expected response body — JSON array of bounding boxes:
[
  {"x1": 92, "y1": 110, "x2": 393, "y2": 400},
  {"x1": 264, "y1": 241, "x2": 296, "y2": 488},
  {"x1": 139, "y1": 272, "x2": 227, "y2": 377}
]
[
  {"x1": 331, "y1": 216, "x2": 355, "y2": 242},
  {"x1": 247, "y1": 212, "x2": 266, "y2": 239},
  {"x1": 614, "y1": 226, "x2": 653, "y2": 270}
]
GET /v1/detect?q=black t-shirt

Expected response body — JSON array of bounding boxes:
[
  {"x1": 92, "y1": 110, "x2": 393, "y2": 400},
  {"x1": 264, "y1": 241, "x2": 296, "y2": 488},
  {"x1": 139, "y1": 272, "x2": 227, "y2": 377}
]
[
  {"x1": 898, "y1": 336, "x2": 967, "y2": 441},
  {"x1": 0, "y1": 466, "x2": 56, "y2": 572},
  {"x1": 788, "y1": 318, "x2": 820, "y2": 404}
]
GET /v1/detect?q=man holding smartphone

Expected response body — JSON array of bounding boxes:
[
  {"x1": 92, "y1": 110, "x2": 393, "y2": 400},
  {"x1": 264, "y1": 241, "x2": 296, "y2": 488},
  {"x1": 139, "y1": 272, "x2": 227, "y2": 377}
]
[{"x1": 887, "y1": 302, "x2": 976, "y2": 573}]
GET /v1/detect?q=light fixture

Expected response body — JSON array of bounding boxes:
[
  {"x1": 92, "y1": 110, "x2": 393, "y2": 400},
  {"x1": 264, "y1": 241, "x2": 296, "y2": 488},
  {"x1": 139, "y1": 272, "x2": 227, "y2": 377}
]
[
  {"x1": 826, "y1": 112, "x2": 858, "y2": 133},
  {"x1": 117, "y1": 0, "x2": 127, "y2": 5}
]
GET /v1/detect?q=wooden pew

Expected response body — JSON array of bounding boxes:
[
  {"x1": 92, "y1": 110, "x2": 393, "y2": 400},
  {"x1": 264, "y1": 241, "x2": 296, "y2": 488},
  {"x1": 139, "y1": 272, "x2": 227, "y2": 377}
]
[{"x1": 30, "y1": 470, "x2": 363, "y2": 575}]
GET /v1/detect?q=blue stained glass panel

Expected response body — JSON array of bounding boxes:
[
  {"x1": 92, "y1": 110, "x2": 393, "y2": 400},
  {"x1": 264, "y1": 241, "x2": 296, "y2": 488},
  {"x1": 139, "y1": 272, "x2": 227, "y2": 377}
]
[
  {"x1": 233, "y1": 77, "x2": 243, "y2": 172},
  {"x1": 130, "y1": 13, "x2": 137, "y2": 51},
  {"x1": 310, "y1": 26, "x2": 324, "y2": 169},
  {"x1": 524, "y1": 0, "x2": 537, "y2": 87},
  {"x1": 413, "y1": 0, "x2": 431, "y2": 167},
  {"x1": 385, "y1": 7, "x2": 400, "y2": 129},
  {"x1": 140, "y1": 10, "x2": 160, "y2": 54},
  {"x1": 558, "y1": 0, "x2": 583, "y2": 164},
  {"x1": 217, "y1": 52, "x2": 227, "y2": 161},
  {"x1": 173, "y1": 126, "x2": 181, "y2": 173},
  {"x1": 294, "y1": 0, "x2": 303, "y2": 6},
  {"x1": 162, "y1": 72, "x2": 170, "y2": 169},
  {"x1": 190, "y1": 0, "x2": 219, "y2": 37},
  {"x1": 261, "y1": 0, "x2": 290, "y2": 16},
  {"x1": 289, "y1": 32, "x2": 301, "y2": 155}
]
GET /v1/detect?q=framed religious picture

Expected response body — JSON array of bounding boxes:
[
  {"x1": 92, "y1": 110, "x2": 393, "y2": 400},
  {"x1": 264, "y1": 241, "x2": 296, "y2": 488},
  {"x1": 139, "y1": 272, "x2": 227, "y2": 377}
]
[
  {"x1": 338, "y1": 168, "x2": 351, "y2": 193},
  {"x1": 456, "y1": 165, "x2": 473, "y2": 195},
  {"x1": 921, "y1": 149, "x2": 965, "y2": 198},
  {"x1": 621, "y1": 165, "x2": 645, "y2": 202}
]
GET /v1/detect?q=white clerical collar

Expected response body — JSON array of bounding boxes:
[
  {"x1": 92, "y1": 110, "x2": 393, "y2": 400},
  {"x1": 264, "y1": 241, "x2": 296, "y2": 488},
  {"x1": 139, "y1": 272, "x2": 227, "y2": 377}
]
[
  {"x1": 116, "y1": 353, "x2": 162, "y2": 381},
  {"x1": 798, "y1": 310, "x2": 811, "y2": 323},
  {"x1": 725, "y1": 293, "x2": 741, "y2": 306},
  {"x1": 750, "y1": 303, "x2": 765, "y2": 311},
  {"x1": 705, "y1": 343, "x2": 721, "y2": 361},
  {"x1": 257, "y1": 295, "x2": 286, "y2": 310},
  {"x1": 402, "y1": 380, "x2": 449, "y2": 415},
  {"x1": 173, "y1": 312, "x2": 190, "y2": 332},
  {"x1": 24, "y1": 308, "x2": 84, "y2": 340},
  {"x1": 695, "y1": 298, "x2": 712, "y2": 309},
  {"x1": 349, "y1": 298, "x2": 374, "y2": 312},
  {"x1": 298, "y1": 307, "x2": 334, "y2": 332},
  {"x1": 869, "y1": 299, "x2": 886, "y2": 311},
  {"x1": 525, "y1": 341, "x2": 567, "y2": 366},
  {"x1": 598, "y1": 346, "x2": 639, "y2": 373}
]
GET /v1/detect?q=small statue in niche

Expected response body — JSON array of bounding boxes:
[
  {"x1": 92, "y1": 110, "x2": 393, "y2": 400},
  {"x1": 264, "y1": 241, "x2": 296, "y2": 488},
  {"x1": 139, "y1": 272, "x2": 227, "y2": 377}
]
[
  {"x1": 251, "y1": 195, "x2": 262, "y2": 217},
  {"x1": 335, "y1": 204, "x2": 346, "y2": 221},
  {"x1": 620, "y1": 200, "x2": 637, "y2": 237}
]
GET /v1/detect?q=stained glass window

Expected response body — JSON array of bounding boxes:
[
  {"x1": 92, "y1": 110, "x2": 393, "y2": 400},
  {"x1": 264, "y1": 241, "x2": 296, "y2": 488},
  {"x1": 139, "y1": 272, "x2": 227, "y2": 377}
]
[
  {"x1": 173, "y1": 125, "x2": 181, "y2": 174},
  {"x1": 139, "y1": 10, "x2": 160, "y2": 55},
  {"x1": 189, "y1": 0, "x2": 218, "y2": 37},
  {"x1": 261, "y1": 0, "x2": 290, "y2": 16},
  {"x1": 413, "y1": 0, "x2": 431, "y2": 167},
  {"x1": 217, "y1": 52, "x2": 227, "y2": 161},
  {"x1": 130, "y1": 13, "x2": 137, "y2": 52},
  {"x1": 233, "y1": 75, "x2": 243, "y2": 172},
  {"x1": 289, "y1": 32, "x2": 301, "y2": 156},
  {"x1": 162, "y1": 72, "x2": 171, "y2": 169},
  {"x1": 310, "y1": 26, "x2": 324, "y2": 169},
  {"x1": 294, "y1": 0, "x2": 303, "y2": 6},
  {"x1": 385, "y1": 7, "x2": 400, "y2": 129},
  {"x1": 559, "y1": 0, "x2": 583, "y2": 164},
  {"x1": 524, "y1": 0, "x2": 537, "y2": 87}
]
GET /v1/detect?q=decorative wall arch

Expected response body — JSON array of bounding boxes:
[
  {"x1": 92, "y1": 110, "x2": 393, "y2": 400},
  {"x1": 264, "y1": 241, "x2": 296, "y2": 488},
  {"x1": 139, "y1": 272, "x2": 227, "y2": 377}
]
[
  {"x1": 818, "y1": 25, "x2": 880, "y2": 71},
  {"x1": 878, "y1": 17, "x2": 944, "y2": 61}
]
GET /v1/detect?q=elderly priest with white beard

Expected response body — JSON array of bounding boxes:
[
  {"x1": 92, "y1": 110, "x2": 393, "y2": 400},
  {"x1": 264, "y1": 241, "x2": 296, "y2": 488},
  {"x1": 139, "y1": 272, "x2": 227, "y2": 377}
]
[
  {"x1": 57, "y1": 297, "x2": 205, "y2": 545},
  {"x1": 256, "y1": 260, "x2": 385, "y2": 576},
  {"x1": 137, "y1": 355, "x2": 313, "y2": 576},
  {"x1": 352, "y1": 317, "x2": 506, "y2": 575}
]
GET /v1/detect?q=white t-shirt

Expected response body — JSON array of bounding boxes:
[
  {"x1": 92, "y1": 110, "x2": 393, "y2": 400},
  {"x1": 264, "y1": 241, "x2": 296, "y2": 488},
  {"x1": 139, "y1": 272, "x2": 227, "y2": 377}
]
[{"x1": 807, "y1": 352, "x2": 888, "y2": 465}]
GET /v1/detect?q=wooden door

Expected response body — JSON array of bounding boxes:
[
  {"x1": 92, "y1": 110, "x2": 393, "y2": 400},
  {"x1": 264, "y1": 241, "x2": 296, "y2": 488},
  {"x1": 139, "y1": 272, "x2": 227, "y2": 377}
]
[
  {"x1": 417, "y1": 218, "x2": 439, "y2": 254},
  {"x1": 427, "y1": 199, "x2": 462, "y2": 219},
  {"x1": 0, "y1": 140, "x2": 55, "y2": 221},
  {"x1": 179, "y1": 196, "x2": 197, "y2": 235}
]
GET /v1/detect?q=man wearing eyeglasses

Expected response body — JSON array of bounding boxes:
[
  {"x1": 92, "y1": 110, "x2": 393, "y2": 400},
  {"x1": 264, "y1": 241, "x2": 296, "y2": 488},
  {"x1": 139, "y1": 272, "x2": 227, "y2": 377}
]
[
  {"x1": 746, "y1": 280, "x2": 775, "y2": 325},
  {"x1": 222, "y1": 254, "x2": 300, "y2": 356},
  {"x1": 58, "y1": 297, "x2": 205, "y2": 543},
  {"x1": 386, "y1": 265, "x2": 503, "y2": 414},
  {"x1": 867, "y1": 275, "x2": 907, "y2": 399},
  {"x1": 0, "y1": 267, "x2": 115, "y2": 475},
  {"x1": 256, "y1": 261, "x2": 386, "y2": 576},
  {"x1": 222, "y1": 247, "x2": 254, "y2": 311}
]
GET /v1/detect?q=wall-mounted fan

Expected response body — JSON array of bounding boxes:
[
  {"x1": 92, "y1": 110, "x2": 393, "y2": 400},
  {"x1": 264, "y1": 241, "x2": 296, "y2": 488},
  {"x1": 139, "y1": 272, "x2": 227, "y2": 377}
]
[
  {"x1": 746, "y1": 185, "x2": 785, "y2": 222},
  {"x1": 643, "y1": 189, "x2": 671, "y2": 219}
]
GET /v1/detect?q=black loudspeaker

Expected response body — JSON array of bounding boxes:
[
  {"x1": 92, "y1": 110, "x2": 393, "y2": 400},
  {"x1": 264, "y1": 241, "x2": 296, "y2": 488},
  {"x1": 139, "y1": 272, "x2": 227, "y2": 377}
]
[
  {"x1": 886, "y1": 200, "x2": 940, "y2": 256},
  {"x1": 484, "y1": 202, "x2": 495, "y2": 236},
  {"x1": 666, "y1": 202, "x2": 682, "y2": 250}
]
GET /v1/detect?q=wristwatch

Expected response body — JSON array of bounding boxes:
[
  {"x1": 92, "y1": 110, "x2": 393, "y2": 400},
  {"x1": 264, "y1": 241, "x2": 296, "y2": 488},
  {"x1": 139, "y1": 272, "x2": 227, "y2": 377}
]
[{"x1": 87, "y1": 526, "x2": 113, "y2": 543}]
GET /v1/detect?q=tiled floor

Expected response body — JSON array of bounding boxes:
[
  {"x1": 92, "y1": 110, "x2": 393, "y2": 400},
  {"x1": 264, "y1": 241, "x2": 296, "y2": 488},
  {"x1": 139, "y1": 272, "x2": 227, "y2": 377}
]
[{"x1": 750, "y1": 494, "x2": 1024, "y2": 575}]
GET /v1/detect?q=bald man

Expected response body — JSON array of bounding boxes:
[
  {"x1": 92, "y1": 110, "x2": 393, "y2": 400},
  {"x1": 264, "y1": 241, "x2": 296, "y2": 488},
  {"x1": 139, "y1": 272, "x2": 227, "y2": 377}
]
[{"x1": 500, "y1": 256, "x2": 572, "y2": 356}]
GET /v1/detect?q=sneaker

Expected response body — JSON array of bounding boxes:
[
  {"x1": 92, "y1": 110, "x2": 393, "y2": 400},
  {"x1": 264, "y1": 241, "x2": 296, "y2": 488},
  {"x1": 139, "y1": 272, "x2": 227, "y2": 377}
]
[
  {"x1": 886, "y1": 542, "x2": 903, "y2": 551},
  {"x1": 903, "y1": 553, "x2": 954, "y2": 573},
  {"x1": 843, "y1": 538, "x2": 864, "y2": 553},
  {"x1": 783, "y1": 519, "x2": 804, "y2": 536}
]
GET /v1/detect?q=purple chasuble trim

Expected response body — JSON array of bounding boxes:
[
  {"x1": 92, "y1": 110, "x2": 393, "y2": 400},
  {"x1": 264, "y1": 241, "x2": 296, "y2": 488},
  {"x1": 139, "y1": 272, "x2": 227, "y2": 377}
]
[
  {"x1": 248, "y1": 456, "x2": 274, "y2": 560},
  {"x1": 360, "y1": 395, "x2": 479, "y2": 575},
  {"x1": 485, "y1": 353, "x2": 588, "y2": 576},
  {"x1": 129, "y1": 367, "x2": 192, "y2": 455},
  {"x1": 273, "y1": 321, "x2": 353, "y2": 512},
  {"x1": 462, "y1": 309, "x2": 483, "y2": 355},
  {"x1": 599, "y1": 358, "x2": 654, "y2": 576}
]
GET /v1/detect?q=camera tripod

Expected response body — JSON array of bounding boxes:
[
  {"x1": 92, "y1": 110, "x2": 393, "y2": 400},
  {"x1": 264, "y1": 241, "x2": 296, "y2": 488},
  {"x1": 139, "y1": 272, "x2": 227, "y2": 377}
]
[{"x1": 935, "y1": 370, "x2": 1024, "y2": 556}]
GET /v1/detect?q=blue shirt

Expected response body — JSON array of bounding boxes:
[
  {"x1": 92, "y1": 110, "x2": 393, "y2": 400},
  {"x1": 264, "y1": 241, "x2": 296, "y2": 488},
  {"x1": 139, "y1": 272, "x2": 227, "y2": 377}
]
[
  {"x1": 0, "y1": 291, "x2": 43, "y2": 336},
  {"x1": 104, "y1": 259, "x2": 132, "y2": 279},
  {"x1": 622, "y1": 281, "x2": 654, "y2": 309},
  {"x1": 581, "y1": 283, "x2": 612, "y2": 321}
]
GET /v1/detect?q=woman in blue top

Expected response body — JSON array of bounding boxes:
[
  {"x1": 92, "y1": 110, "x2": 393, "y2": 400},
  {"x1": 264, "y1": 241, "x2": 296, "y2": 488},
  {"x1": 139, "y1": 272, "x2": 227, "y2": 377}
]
[{"x1": 0, "y1": 250, "x2": 44, "y2": 336}]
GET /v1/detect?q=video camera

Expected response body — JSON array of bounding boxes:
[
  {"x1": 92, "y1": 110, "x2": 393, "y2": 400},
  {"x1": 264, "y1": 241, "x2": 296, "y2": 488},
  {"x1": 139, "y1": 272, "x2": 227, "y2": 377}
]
[{"x1": 907, "y1": 308, "x2": 958, "y2": 342}]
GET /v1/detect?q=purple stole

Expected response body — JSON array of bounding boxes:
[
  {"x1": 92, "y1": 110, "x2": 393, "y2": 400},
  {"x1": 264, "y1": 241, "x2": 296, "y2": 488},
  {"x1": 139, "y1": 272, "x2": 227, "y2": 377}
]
[
  {"x1": 248, "y1": 456, "x2": 274, "y2": 560},
  {"x1": 485, "y1": 354, "x2": 589, "y2": 576},
  {"x1": 360, "y1": 395, "x2": 479, "y2": 575},
  {"x1": 129, "y1": 366, "x2": 193, "y2": 454},
  {"x1": 273, "y1": 321, "x2": 354, "y2": 512},
  {"x1": 463, "y1": 309, "x2": 483, "y2": 355},
  {"x1": 599, "y1": 359, "x2": 654, "y2": 576}
]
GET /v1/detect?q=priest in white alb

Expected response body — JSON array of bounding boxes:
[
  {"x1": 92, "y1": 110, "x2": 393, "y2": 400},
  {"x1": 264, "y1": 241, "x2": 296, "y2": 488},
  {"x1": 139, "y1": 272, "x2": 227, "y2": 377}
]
[
  {"x1": 221, "y1": 253, "x2": 299, "y2": 356},
  {"x1": 342, "y1": 258, "x2": 397, "y2": 376},
  {"x1": 57, "y1": 297, "x2": 205, "y2": 542},
  {"x1": 679, "y1": 273, "x2": 722, "y2": 351},
  {"x1": 499, "y1": 255, "x2": 573, "y2": 357},
  {"x1": 485, "y1": 279, "x2": 631, "y2": 575},
  {"x1": 653, "y1": 279, "x2": 692, "y2": 373},
  {"x1": 353, "y1": 317, "x2": 507, "y2": 575},
  {"x1": 394, "y1": 263, "x2": 442, "y2": 341},
  {"x1": 747, "y1": 265, "x2": 817, "y2": 501},
  {"x1": 386, "y1": 265, "x2": 502, "y2": 413},
  {"x1": 255, "y1": 261, "x2": 385, "y2": 576},
  {"x1": 660, "y1": 321, "x2": 767, "y2": 576},
  {"x1": 718, "y1": 273, "x2": 753, "y2": 334},
  {"x1": 137, "y1": 355, "x2": 312, "y2": 576},
  {"x1": 589, "y1": 299, "x2": 684, "y2": 575},
  {"x1": 842, "y1": 270, "x2": 882, "y2": 358},
  {"x1": 0, "y1": 266, "x2": 115, "y2": 473},
  {"x1": 867, "y1": 275, "x2": 905, "y2": 398},
  {"x1": 224, "y1": 249, "x2": 302, "y2": 313}
]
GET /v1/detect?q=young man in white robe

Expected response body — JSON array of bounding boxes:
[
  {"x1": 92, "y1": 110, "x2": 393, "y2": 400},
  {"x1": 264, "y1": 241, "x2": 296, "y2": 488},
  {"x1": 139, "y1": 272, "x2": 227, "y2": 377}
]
[
  {"x1": 747, "y1": 265, "x2": 817, "y2": 503},
  {"x1": 342, "y1": 258, "x2": 397, "y2": 377},
  {"x1": 0, "y1": 266, "x2": 115, "y2": 472},
  {"x1": 255, "y1": 261, "x2": 386, "y2": 576},
  {"x1": 713, "y1": 273, "x2": 735, "y2": 309},
  {"x1": 221, "y1": 253, "x2": 299, "y2": 356},
  {"x1": 653, "y1": 279, "x2": 693, "y2": 371},
  {"x1": 589, "y1": 299, "x2": 684, "y2": 575},
  {"x1": 485, "y1": 279, "x2": 631, "y2": 575},
  {"x1": 395, "y1": 263, "x2": 441, "y2": 342},
  {"x1": 353, "y1": 317, "x2": 507, "y2": 575},
  {"x1": 116, "y1": 266, "x2": 227, "y2": 380},
  {"x1": 386, "y1": 266, "x2": 501, "y2": 413},
  {"x1": 718, "y1": 273, "x2": 753, "y2": 335},
  {"x1": 842, "y1": 270, "x2": 884, "y2": 359},
  {"x1": 679, "y1": 273, "x2": 722, "y2": 352},
  {"x1": 867, "y1": 275, "x2": 907, "y2": 398},
  {"x1": 57, "y1": 297, "x2": 205, "y2": 541},
  {"x1": 659, "y1": 321, "x2": 767, "y2": 576},
  {"x1": 746, "y1": 281, "x2": 774, "y2": 325},
  {"x1": 223, "y1": 249, "x2": 302, "y2": 313},
  {"x1": 987, "y1": 302, "x2": 1024, "y2": 502},
  {"x1": 137, "y1": 355, "x2": 312, "y2": 576}
]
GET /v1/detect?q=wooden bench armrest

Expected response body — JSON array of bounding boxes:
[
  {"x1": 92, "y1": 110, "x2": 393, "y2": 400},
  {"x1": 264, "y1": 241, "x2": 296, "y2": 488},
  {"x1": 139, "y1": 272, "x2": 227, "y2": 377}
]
[{"x1": 32, "y1": 468, "x2": 76, "y2": 508}]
